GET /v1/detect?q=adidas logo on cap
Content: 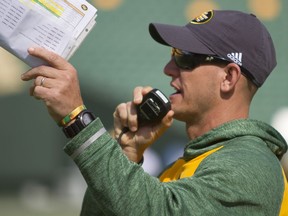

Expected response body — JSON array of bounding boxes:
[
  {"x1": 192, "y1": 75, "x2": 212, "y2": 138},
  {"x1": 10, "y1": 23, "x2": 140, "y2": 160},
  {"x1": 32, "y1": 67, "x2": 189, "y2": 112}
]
[{"x1": 227, "y1": 52, "x2": 243, "y2": 66}]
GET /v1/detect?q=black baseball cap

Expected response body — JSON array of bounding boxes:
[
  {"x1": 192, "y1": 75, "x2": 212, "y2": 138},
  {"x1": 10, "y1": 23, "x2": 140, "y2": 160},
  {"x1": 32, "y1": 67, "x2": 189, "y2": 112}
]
[{"x1": 149, "y1": 10, "x2": 276, "y2": 87}]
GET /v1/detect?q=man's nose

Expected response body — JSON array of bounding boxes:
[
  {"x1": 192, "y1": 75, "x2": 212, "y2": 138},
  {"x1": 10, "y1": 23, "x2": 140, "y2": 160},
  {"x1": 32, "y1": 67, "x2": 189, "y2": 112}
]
[{"x1": 164, "y1": 58, "x2": 180, "y2": 77}]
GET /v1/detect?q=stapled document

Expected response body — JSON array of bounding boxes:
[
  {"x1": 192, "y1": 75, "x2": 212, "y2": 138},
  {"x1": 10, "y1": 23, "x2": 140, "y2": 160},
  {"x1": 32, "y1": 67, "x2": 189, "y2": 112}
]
[{"x1": 0, "y1": 0, "x2": 97, "y2": 67}]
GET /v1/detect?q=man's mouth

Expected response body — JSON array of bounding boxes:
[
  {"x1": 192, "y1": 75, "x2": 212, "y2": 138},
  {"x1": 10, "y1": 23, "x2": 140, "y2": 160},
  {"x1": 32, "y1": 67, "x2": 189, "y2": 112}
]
[{"x1": 171, "y1": 86, "x2": 182, "y2": 95}]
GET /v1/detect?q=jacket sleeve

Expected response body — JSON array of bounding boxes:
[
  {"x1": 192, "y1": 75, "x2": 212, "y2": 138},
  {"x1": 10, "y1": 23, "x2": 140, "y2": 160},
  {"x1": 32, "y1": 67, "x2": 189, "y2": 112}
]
[{"x1": 63, "y1": 119, "x2": 285, "y2": 216}]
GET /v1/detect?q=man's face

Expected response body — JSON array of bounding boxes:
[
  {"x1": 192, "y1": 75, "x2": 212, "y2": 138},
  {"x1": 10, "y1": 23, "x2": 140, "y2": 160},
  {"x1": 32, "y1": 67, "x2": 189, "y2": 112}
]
[{"x1": 163, "y1": 57, "x2": 225, "y2": 123}]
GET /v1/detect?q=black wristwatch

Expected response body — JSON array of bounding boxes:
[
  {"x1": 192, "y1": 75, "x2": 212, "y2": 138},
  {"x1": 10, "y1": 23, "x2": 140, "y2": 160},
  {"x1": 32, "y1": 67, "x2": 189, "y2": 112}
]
[{"x1": 62, "y1": 110, "x2": 96, "y2": 138}]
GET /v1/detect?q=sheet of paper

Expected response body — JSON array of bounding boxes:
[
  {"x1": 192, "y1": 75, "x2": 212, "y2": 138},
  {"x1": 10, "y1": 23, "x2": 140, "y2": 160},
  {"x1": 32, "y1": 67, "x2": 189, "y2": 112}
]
[{"x1": 0, "y1": 0, "x2": 97, "y2": 67}]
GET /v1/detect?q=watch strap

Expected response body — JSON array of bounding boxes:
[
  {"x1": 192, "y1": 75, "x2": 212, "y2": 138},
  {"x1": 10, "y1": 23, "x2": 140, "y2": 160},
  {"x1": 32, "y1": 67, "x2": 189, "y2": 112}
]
[{"x1": 63, "y1": 110, "x2": 96, "y2": 138}]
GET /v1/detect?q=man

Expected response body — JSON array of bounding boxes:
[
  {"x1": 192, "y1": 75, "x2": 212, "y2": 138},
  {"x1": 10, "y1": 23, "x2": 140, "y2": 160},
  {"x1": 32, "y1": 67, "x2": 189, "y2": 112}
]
[
  {"x1": 282, "y1": 151, "x2": 288, "y2": 178},
  {"x1": 22, "y1": 10, "x2": 287, "y2": 215}
]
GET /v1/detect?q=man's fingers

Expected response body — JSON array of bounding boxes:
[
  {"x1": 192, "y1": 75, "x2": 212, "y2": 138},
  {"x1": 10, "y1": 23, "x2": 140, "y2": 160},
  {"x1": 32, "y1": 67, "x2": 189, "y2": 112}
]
[
  {"x1": 34, "y1": 76, "x2": 46, "y2": 87},
  {"x1": 22, "y1": 47, "x2": 77, "y2": 83},
  {"x1": 161, "y1": 110, "x2": 174, "y2": 127},
  {"x1": 133, "y1": 86, "x2": 153, "y2": 104},
  {"x1": 30, "y1": 85, "x2": 45, "y2": 100},
  {"x1": 27, "y1": 47, "x2": 70, "y2": 70},
  {"x1": 21, "y1": 64, "x2": 62, "y2": 83},
  {"x1": 115, "y1": 103, "x2": 129, "y2": 127},
  {"x1": 114, "y1": 102, "x2": 138, "y2": 133},
  {"x1": 126, "y1": 102, "x2": 138, "y2": 131}
]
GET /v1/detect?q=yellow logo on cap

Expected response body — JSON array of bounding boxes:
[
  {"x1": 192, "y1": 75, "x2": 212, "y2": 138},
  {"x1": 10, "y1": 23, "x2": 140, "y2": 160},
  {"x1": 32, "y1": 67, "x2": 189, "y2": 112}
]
[{"x1": 190, "y1": 10, "x2": 214, "y2": 24}]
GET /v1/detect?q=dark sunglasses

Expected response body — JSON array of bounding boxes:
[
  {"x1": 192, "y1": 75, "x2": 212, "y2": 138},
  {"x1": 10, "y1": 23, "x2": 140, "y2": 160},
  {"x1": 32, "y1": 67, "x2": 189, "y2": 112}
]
[{"x1": 171, "y1": 48, "x2": 229, "y2": 70}]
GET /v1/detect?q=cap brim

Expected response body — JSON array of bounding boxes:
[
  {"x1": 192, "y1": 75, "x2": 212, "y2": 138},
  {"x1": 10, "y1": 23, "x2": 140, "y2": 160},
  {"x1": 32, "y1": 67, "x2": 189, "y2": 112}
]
[{"x1": 149, "y1": 23, "x2": 215, "y2": 55}]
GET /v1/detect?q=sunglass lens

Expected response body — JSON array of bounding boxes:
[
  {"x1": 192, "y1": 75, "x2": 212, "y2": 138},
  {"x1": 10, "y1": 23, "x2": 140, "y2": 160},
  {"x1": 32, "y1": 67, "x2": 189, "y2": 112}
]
[
  {"x1": 172, "y1": 49, "x2": 197, "y2": 70},
  {"x1": 174, "y1": 54, "x2": 196, "y2": 70}
]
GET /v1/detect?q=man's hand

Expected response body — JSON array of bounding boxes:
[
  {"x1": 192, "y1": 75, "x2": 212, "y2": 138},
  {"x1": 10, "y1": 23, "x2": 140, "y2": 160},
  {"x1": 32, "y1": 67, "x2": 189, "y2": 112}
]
[
  {"x1": 21, "y1": 47, "x2": 84, "y2": 123},
  {"x1": 113, "y1": 86, "x2": 174, "y2": 163}
]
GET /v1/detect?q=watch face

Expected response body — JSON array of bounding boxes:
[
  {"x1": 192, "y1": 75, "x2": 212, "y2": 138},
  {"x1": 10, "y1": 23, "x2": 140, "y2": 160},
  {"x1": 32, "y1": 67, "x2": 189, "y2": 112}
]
[{"x1": 81, "y1": 112, "x2": 94, "y2": 125}]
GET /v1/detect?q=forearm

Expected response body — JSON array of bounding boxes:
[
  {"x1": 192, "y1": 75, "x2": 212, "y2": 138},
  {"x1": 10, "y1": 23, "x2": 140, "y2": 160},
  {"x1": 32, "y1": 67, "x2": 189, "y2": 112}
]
[{"x1": 64, "y1": 118, "x2": 165, "y2": 215}]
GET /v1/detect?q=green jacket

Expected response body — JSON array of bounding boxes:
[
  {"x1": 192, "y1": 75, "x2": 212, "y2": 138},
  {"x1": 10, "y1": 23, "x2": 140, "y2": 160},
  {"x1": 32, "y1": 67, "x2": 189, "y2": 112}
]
[{"x1": 64, "y1": 118, "x2": 288, "y2": 216}]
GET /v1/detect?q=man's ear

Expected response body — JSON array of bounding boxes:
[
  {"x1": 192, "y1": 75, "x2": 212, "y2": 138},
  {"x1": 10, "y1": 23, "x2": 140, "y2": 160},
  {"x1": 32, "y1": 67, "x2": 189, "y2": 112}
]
[{"x1": 220, "y1": 63, "x2": 242, "y2": 93}]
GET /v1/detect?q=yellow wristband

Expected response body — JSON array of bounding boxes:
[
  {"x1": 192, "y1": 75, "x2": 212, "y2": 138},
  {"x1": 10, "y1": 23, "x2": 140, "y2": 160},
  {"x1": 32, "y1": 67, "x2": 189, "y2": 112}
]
[{"x1": 58, "y1": 105, "x2": 86, "y2": 127}]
